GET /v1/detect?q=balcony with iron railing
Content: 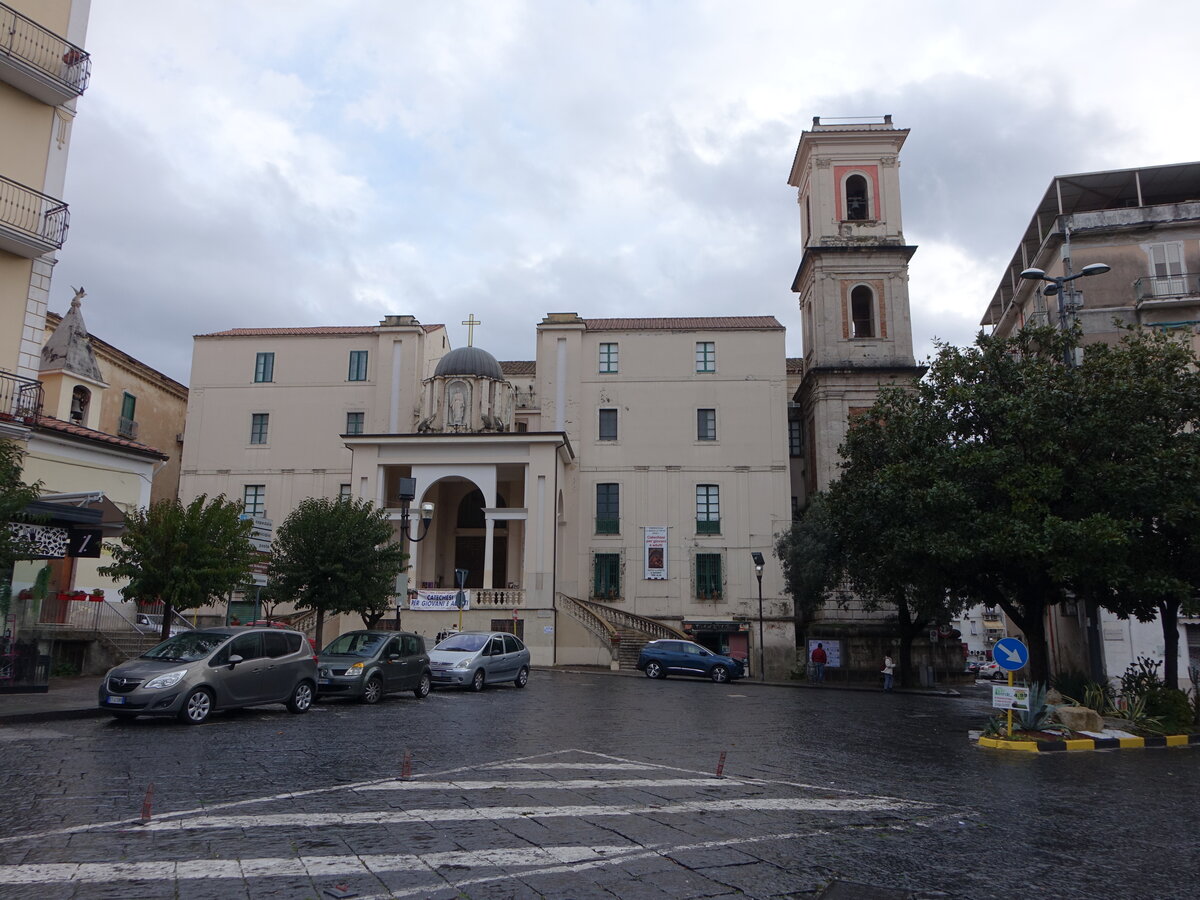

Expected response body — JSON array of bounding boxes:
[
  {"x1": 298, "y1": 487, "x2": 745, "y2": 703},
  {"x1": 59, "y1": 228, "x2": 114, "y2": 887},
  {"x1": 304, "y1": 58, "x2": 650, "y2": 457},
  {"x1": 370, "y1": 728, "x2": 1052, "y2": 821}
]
[
  {"x1": 595, "y1": 517, "x2": 619, "y2": 535},
  {"x1": 1134, "y1": 273, "x2": 1200, "y2": 306},
  {"x1": 0, "y1": 2, "x2": 90, "y2": 105},
  {"x1": 117, "y1": 416, "x2": 138, "y2": 440},
  {"x1": 0, "y1": 370, "x2": 43, "y2": 424},
  {"x1": 0, "y1": 175, "x2": 69, "y2": 258}
]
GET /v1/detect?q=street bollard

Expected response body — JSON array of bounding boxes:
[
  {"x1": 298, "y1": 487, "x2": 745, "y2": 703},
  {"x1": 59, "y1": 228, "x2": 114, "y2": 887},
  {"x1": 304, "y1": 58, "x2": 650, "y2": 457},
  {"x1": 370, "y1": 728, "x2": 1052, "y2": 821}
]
[
  {"x1": 401, "y1": 750, "x2": 412, "y2": 780},
  {"x1": 138, "y1": 783, "x2": 154, "y2": 825},
  {"x1": 716, "y1": 751, "x2": 726, "y2": 778}
]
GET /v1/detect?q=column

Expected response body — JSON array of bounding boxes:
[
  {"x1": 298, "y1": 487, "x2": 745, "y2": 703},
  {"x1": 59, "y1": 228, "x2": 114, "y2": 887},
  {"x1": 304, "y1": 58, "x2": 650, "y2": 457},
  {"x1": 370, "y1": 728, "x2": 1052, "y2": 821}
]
[{"x1": 483, "y1": 517, "x2": 495, "y2": 589}]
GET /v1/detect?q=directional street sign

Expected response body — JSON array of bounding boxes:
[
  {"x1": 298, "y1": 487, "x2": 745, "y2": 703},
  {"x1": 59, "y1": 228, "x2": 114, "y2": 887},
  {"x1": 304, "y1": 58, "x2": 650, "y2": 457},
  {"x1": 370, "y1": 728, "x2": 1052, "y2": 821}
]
[{"x1": 993, "y1": 637, "x2": 1029, "y2": 672}]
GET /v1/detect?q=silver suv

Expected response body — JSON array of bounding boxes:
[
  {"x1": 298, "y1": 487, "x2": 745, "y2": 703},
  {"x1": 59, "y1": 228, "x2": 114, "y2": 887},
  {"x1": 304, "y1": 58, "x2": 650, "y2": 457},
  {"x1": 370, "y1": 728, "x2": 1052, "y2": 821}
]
[{"x1": 98, "y1": 626, "x2": 318, "y2": 724}]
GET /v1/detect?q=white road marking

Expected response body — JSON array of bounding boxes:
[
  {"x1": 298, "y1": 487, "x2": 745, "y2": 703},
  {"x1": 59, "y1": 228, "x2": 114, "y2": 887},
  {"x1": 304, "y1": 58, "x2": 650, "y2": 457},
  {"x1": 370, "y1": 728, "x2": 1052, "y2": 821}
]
[
  {"x1": 479, "y1": 762, "x2": 660, "y2": 771},
  {"x1": 362, "y1": 776, "x2": 743, "y2": 791},
  {"x1": 133, "y1": 796, "x2": 919, "y2": 831}
]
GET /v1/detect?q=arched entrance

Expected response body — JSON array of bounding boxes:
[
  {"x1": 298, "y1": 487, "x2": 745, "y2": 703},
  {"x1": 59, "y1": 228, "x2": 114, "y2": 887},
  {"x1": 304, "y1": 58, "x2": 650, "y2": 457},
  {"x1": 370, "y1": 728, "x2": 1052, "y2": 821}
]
[{"x1": 455, "y1": 488, "x2": 507, "y2": 588}]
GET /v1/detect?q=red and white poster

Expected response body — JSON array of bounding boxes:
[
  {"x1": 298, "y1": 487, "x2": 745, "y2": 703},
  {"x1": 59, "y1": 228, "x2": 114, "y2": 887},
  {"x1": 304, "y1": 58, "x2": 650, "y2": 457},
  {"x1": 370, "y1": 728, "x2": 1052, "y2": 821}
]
[{"x1": 644, "y1": 526, "x2": 667, "y2": 580}]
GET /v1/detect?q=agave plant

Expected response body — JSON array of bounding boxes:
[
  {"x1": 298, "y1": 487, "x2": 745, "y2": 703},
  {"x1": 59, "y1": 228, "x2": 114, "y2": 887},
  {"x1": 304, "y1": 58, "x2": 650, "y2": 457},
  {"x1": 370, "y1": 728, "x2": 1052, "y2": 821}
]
[{"x1": 1014, "y1": 682, "x2": 1052, "y2": 731}]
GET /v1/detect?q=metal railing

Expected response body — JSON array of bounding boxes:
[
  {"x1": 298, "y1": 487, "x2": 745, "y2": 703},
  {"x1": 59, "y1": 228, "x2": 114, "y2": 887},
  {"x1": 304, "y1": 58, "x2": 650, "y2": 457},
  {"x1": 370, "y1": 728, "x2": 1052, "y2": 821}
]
[
  {"x1": 0, "y1": 175, "x2": 69, "y2": 250},
  {"x1": 1135, "y1": 273, "x2": 1200, "y2": 302},
  {"x1": 0, "y1": 371, "x2": 43, "y2": 422},
  {"x1": 117, "y1": 416, "x2": 138, "y2": 439},
  {"x1": 0, "y1": 2, "x2": 91, "y2": 95}
]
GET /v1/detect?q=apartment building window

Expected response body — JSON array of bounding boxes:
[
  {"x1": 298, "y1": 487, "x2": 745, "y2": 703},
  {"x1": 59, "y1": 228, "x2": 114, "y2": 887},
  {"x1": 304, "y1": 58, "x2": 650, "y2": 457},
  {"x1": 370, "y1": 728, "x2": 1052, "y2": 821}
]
[
  {"x1": 345, "y1": 411, "x2": 364, "y2": 435},
  {"x1": 593, "y1": 553, "x2": 621, "y2": 600},
  {"x1": 599, "y1": 342, "x2": 619, "y2": 373},
  {"x1": 243, "y1": 485, "x2": 266, "y2": 517},
  {"x1": 851, "y1": 285, "x2": 875, "y2": 338},
  {"x1": 254, "y1": 352, "x2": 275, "y2": 383},
  {"x1": 596, "y1": 483, "x2": 619, "y2": 534},
  {"x1": 789, "y1": 418, "x2": 802, "y2": 457},
  {"x1": 348, "y1": 350, "x2": 368, "y2": 381},
  {"x1": 338, "y1": 483, "x2": 352, "y2": 500},
  {"x1": 250, "y1": 413, "x2": 269, "y2": 444},
  {"x1": 696, "y1": 484, "x2": 720, "y2": 534},
  {"x1": 598, "y1": 408, "x2": 618, "y2": 441},
  {"x1": 695, "y1": 341, "x2": 716, "y2": 373},
  {"x1": 845, "y1": 173, "x2": 869, "y2": 221},
  {"x1": 1148, "y1": 242, "x2": 1185, "y2": 296},
  {"x1": 697, "y1": 408, "x2": 716, "y2": 441},
  {"x1": 696, "y1": 553, "x2": 722, "y2": 600},
  {"x1": 118, "y1": 392, "x2": 137, "y2": 439}
]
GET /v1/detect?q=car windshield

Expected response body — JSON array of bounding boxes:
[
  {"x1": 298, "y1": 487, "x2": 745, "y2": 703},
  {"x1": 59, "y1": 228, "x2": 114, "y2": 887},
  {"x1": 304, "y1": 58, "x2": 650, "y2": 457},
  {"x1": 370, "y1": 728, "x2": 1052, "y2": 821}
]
[
  {"x1": 435, "y1": 633, "x2": 488, "y2": 652},
  {"x1": 322, "y1": 633, "x2": 387, "y2": 657},
  {"x1": 141, "y1": 631, "x2": 228, "y2": 662}
]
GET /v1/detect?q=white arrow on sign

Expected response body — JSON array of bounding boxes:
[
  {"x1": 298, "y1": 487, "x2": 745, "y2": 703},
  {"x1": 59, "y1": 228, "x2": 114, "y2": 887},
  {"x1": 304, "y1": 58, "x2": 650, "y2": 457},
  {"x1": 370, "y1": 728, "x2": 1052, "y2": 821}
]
[{"x1": 999, "y1": 644, "x2": 1024, "y2": 663}]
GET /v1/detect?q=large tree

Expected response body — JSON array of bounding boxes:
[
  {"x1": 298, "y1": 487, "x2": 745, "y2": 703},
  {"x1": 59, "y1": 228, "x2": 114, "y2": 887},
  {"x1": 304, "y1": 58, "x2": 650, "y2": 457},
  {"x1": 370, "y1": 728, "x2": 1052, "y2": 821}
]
[
  {"x1": 269, "y1": 497, "x2": 407, "y2": 648},
  {"x1": 100, "y1": 494, "x2": 256, "y2": 641}
]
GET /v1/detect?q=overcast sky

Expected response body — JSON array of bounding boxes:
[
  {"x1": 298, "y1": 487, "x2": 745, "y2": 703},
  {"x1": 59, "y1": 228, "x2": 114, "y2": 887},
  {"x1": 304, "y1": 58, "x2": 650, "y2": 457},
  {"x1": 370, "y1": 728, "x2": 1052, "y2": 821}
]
[{"x1": 52, "y1": 0, "x2": 1200, "y2": 385}]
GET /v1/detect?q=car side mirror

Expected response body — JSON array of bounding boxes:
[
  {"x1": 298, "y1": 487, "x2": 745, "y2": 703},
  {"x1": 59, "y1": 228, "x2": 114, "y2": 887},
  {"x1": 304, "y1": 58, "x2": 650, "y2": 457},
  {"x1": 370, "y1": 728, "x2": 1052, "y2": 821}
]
[
  {"x1": 228, "y1": 654, "x2": 244, "y2": 668},
  {"x1": 388, "y1": 653, "x2": 400, "y2": 661}
]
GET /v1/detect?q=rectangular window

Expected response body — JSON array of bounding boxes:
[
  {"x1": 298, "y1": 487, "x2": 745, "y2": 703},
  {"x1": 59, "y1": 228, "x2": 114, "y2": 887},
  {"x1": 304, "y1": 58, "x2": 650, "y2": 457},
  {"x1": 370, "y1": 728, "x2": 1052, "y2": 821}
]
[
  {"x1": 599, "y1": 342, "x2": 619, "y2": 373},
  {"x1": 696, "y1": 553, "x2": 722, "y2": 599},
  {"x1": 593, "y1": 553, "x2": 621, "y2": 599},
  {"x1": 254, "y1": 352, "x2": 274, "y2": 383},
  {"x1": 695, "y1": 341, "x2": 716, "y2": 373},
  {"x1": 118, "y1": 392, "x2": 137, "y2": 438},
  {"x1": 345, "y1": 411, "x2": 364, "y2": 435},
  {"x1": 696, "y1": 484, "x2": 720, "y2": 534},
  {"x1": 243, "y1": 485, "x2": 266, "y2": 516},
  {"x1": 1148, "y1": 242, "x2": 1185, "y2": 296},
  {"x1": 338, "y1": 483, "x2": 352, "y2": 500},
  {"x1": 697, "y1": 408, "x2": 716, "y2": 441},
  {"x1": 596, "y1": 483, "x2": 619, "y2": 534},
  {"x1": 598, "y1": 408, "x2": 618, "y2": 441},
  {"x1": 249, "y1": 413, "x2": 269, "y2": 444},
  {"x1": 789, "y1": 418, "x2": 803, "y2": 457},
  {"x1": 348, "y1": 350, "x2": 369, "y2": 381}
]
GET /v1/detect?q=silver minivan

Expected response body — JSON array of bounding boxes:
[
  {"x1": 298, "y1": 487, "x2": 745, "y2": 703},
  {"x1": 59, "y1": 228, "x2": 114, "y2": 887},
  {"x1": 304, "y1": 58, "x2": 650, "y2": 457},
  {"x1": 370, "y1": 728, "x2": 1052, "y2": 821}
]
[
  {"x1": 428, "y1": 631, "x2": 531, "y2": 691},
  {"x1": 97, "y1": 626, "x2": 318, "y2": 724}
]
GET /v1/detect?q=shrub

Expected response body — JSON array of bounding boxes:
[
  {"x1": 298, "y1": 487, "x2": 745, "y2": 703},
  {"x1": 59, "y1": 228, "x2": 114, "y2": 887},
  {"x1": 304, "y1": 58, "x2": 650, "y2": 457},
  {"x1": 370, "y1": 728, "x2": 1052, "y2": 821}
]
[
  {"x1": 1014, "y1": 682, "x2": 1052, "y2": 731},
  {"x1": 1050, "y1": 670, "x2": 1091, "y2": 703},
  {"x1": 1144, "y1": 688, "x2": 1193, "y2": 735},
  {"x1": 1120, "y1": 657, "x2": 1164, "y2": 703}
]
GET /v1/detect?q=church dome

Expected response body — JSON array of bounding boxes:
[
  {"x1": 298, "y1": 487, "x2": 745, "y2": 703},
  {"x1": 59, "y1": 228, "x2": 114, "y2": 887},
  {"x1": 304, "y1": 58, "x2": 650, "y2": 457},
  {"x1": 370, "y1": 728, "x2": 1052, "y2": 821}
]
[{"x1": 434, "y1": 346, "x2": 504, "y2": 380}]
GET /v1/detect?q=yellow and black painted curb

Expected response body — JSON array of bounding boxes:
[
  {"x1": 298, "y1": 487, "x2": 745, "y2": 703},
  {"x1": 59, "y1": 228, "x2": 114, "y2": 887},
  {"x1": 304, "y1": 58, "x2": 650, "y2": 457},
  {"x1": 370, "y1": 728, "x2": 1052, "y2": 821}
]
[{"x1": 978, "y1": 733, "x2": 1200, "y2": 753}]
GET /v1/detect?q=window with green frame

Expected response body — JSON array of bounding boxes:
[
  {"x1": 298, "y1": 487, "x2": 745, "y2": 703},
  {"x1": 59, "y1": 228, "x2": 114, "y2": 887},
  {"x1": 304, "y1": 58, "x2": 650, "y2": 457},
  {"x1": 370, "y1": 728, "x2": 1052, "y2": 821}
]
[
  {"x1": 593, "y1": 553, "x2": 621, "y2": 600},
  {"x1": 696, "y1": 484, "x2": 720, "y2": 534},
  {"x1": 696, "y1": 553, "x2": 722, "y2": 599},
  {"x1": 254, "y1": 351, "x2": 274, "y2": 383},
  {"x1": 348, "y1": 350, "x2": 368, "y2": 381},
  {"x1": 595, "y1": 483, "x2": 619, "y2": 534}
]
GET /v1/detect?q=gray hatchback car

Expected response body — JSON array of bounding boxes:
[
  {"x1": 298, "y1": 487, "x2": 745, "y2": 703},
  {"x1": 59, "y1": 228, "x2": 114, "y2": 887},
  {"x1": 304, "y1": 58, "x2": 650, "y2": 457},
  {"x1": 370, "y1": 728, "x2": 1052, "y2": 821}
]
[
  {"x1": 428, "y1": 631, "x2": 531, "y2": 691},
  {"x1": 97, "y1": 626, "x2": 318, "y2": 724},
  {"x1": 317, "y1": 630, "x2": 431, "y2": 703}
]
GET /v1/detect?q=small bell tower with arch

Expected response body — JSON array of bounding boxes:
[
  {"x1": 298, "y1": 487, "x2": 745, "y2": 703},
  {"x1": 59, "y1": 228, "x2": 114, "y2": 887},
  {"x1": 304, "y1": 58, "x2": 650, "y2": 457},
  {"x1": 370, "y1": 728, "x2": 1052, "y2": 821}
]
[{"x1": 787, "y1": 116, "x2": 923, "y2": 496}]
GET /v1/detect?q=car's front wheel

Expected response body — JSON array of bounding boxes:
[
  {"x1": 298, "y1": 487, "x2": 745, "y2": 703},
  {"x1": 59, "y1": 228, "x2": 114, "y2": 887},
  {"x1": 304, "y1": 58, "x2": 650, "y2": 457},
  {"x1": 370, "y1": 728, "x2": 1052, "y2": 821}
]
[
  {"x1": 710, "y1": 665, "x2": 729, "y2": 683},
  {"x1": 514, "y1": 666, "x2": 529, "y2": 688},
  {"x1": 178, "y1": 688, "x2": 212, "y2": 725},
  {"x1": 471, "y1": 669, "x2": 486, "y2": 692},
  {"x1": 414, "y1": 672, "x2": 431, "y2": 699},
  {"x1": 287, "y1": 680, "x2": 314, "y2": 713},
  {"x1": 362, "y1": 675, "x2": 384, "y2": 704},
  {"x1": 644, "y1": 660, "x2": 665, "y2": 679}
]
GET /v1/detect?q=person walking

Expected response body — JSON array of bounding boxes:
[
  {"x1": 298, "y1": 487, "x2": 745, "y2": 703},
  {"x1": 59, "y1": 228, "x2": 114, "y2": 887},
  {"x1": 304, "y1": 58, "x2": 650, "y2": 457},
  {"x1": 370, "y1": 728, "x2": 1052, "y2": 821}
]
[
  {"x1": 882, "y1": 655, "x2": 895, "y2": 691},
  {"x1": 810, "y1": 643, "x2": 827, "y2": 683}
]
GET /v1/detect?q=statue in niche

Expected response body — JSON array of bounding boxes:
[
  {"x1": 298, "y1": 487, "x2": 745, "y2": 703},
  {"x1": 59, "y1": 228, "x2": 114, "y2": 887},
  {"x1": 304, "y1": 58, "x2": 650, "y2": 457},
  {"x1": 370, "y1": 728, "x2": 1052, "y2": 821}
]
[{"x1": 448, "y1": 382, "x2": 468, "y2": 427}]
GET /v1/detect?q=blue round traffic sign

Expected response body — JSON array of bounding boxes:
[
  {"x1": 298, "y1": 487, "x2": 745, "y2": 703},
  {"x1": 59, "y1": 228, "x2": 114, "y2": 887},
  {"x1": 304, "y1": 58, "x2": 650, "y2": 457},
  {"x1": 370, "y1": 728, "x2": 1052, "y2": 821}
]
[{"x1": 993, "y1": 637, "x2": 1028, "y2": 672}]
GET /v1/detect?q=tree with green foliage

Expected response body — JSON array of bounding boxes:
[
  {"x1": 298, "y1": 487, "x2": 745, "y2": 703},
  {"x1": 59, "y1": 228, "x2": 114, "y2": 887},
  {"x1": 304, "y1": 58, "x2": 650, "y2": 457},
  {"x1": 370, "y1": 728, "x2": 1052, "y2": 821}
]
[
  {"x1": 100, "y1": 494, "x2": 256, "y2": 641},
  {"x1": 269, "y1": 497, "x2": 407, "y2": 648},
  {"x1": 0, "y1": 438, "x2": 42, "y2": 585}
]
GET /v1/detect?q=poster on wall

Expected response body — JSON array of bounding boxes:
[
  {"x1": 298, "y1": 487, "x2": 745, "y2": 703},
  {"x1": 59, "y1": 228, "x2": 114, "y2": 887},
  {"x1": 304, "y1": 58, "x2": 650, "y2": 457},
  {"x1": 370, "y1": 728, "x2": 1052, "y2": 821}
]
[
  {"x1": 410, "y1": 589, "x2": 468, "y2": 611},
  {"x1": 644, "y1": 526, "x2": 667, "y2": 580},
  {"x1": 807, "y1": 639, "x2": 842, "y2": 667}
]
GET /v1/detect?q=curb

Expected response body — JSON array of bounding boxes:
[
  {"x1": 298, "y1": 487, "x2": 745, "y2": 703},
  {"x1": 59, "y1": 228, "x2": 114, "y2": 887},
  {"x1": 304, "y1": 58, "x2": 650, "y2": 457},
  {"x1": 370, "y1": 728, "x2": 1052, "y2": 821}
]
[
  {"x1": 978, "y1": 733, "x2": 1200, "y2": 753},
  {"x1": 0, "y1": 708, "x2": 107, "y2": 726}
]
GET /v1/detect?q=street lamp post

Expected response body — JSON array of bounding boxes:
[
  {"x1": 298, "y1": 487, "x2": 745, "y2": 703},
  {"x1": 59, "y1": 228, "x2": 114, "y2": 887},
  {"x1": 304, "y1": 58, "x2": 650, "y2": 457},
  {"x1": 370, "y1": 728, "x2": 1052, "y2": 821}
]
[
  {"x1": 751, "y1": 552, "x2": 765, "y2": 681},
  {"x1": 395, "y1": 476, "x2": 435, "y2": 542},
  {"x1": 1019, "y1": 261, "x2": 1112, "y2": 684}
]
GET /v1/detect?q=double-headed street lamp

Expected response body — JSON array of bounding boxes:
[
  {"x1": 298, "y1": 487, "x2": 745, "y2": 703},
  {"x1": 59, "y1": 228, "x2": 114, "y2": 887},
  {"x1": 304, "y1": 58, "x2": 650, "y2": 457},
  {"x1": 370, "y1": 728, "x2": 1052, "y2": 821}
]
[
  {"x1": 1018, "y1": 262, "x2": 1111, "y2": 366},
  {"x1": 751, "y1": 551, "x2": 765, "y2": 681}
]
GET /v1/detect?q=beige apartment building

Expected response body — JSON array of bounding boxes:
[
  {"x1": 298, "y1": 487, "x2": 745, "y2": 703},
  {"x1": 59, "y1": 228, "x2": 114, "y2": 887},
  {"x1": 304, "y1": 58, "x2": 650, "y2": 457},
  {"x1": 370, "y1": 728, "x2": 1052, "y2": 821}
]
[
  {"x1": 981, "y1": 162, "x2": 1200, "y2": 686},
  {"x1": 180, "y1": 314, "x2": 797, "y2": 678}
]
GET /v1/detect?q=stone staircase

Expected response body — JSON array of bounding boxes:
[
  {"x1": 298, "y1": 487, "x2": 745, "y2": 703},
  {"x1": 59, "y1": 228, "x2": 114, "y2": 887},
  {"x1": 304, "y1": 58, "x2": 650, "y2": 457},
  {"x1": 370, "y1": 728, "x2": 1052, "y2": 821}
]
[
  {"x1": 555, "y1": 594, "x2": 688, "y2": 671},
  {"x1": 97, "y1": 631, "x2": 161, "y2": 663}
]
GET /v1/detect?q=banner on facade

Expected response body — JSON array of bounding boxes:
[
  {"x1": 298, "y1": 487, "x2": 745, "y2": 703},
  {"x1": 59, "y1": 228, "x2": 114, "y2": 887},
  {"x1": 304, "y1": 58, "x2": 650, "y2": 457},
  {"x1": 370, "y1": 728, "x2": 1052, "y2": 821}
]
[
  {"x1": 644, "y1": 526, "x2": 667, "y2": 580},
  {"x1": 410, "y1": 589, "x2": 469, "y2": 611}
]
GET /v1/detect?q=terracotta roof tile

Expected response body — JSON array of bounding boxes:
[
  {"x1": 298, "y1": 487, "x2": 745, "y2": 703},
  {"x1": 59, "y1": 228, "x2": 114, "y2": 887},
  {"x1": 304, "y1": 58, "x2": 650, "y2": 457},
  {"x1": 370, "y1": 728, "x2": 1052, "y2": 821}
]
[
  {"x1": 34, "y1": 415, "x2": 169, "y2": 460},
  {"x1": 500, "y1": 361, "x2": 536, "y2": 375},
  {"x1": 786, "y1": 357, "x2": 805, "y2": 374},
  {"x1": 582, "y1": 316, "x2": 784, "y2": 332}
]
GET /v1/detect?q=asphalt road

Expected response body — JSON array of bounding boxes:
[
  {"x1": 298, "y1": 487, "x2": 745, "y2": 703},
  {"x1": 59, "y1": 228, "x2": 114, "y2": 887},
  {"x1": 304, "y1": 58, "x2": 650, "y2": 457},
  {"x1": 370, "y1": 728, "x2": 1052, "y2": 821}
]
[{"x1": 0, "y1": 671, "x2": 1196, "y2": 899}]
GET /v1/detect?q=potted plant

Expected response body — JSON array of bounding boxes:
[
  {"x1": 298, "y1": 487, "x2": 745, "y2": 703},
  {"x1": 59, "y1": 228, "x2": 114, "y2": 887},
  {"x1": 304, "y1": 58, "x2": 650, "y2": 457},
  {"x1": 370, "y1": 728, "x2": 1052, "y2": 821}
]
[{"x1": 89, "y1": 588, "x2": 105, "y2": 602}]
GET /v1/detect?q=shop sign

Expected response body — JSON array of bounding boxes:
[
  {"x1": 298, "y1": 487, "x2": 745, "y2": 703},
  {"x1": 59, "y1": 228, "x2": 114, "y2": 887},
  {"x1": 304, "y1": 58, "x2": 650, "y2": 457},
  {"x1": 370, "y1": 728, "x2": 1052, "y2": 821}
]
[
  {"x1": 410, "y1": 589, "x2": 468, "y2": 611},
  {"x1": 644, "y1": 525, "x2": 667, "y2": 580},
  {"x1": 7, "y1": 522, "x2": 69, "y2": 559},
  {"x1": 685, "y1": 621, "x2": 744, "y2": 633}
]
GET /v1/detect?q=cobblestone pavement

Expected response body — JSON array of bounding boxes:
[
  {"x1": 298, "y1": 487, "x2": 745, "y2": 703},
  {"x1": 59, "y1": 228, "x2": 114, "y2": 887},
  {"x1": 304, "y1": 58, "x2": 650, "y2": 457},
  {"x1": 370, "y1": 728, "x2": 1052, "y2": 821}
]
[{"x1": 0, "y1": 670, "x2": 1197, "y2": 899}]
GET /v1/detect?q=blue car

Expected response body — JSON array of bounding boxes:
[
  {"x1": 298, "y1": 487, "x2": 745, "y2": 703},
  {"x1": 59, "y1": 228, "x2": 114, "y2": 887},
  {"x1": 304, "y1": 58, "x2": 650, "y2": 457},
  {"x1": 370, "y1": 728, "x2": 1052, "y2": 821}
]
[{"x1": 635, "y1": 639, "x2": 745, "y2": 683}]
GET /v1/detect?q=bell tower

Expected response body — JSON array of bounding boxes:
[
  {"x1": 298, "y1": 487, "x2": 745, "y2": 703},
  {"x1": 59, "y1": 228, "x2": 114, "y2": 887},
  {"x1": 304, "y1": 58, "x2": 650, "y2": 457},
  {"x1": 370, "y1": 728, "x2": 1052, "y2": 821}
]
[{"x1": 788, "y1": 116, "x2": 922, "y2": 494}]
